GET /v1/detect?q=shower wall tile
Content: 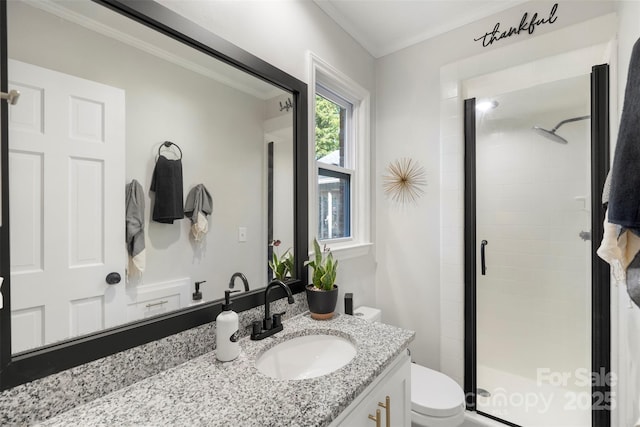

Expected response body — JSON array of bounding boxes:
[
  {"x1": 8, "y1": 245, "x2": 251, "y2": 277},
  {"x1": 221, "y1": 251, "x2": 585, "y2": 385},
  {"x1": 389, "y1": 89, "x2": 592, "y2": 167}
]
[
  {"x1": 441, "y1": 260, "x2": 464, "y2": 284},
  {"x1": 439, "y1": 78, "x2": 465, "y2": 386},
  {"x1": 442, "y1": 299, "x2": 463, "y2": 328},
  {"x1": 441, "y1": 170, "x2": 462, "y2": 191},
  {"x1": 442, "y1": 152, "x2": 464, "y2": 176},
  {"x1": 441, "y1": 207, "x2": 464, "y2": 230},
  {"x1": 441, "y1": 354, "x2": 464, "y2": 387},
  {"x1": 441, "y1": 318, "x2": 463, "y2": 342},
  {"x1": 441, "y1": 139, "x2": 462, "y2": 157},
  {"x1": 0, "y1": 294, "x2": 309, "y2": 425},
  {"x1": 441, "y1": 241, "x2": 463, "y2": 267},
  {"x1": 440, "y1": 78, "x2": 459, "y2": 100},
  {"x1": 441, "y1": 336, "x2": 464, "y2": 387},
  {"x1": 441, "y1": 278, "x2": 464, "y2": 303}
]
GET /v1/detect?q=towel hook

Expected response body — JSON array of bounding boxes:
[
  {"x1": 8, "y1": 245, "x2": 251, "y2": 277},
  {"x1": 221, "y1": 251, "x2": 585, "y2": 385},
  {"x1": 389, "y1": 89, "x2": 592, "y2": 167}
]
[{"x1": 158, "y1": 141, "x2": 182, "y2": 159}]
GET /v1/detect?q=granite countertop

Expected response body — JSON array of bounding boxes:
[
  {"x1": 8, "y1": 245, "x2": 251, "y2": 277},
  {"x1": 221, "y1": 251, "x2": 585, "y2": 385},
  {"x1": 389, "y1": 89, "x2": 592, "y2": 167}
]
[{"x1": 41, "y1": 312, "x2": 415, "y2": 427}]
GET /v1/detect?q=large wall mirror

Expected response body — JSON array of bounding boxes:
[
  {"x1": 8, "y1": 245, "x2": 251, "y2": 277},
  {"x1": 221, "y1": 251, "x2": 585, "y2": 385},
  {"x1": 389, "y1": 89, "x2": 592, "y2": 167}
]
[{"x1": 0, "y1": 0, "x2": 308, "y2": 389}]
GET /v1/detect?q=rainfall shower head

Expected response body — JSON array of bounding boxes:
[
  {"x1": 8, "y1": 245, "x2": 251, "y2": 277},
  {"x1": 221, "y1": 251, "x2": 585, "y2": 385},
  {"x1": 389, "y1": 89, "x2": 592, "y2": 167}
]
[
  {"x1": 532, "y1": 125, "x2": 569, "y2": 144},
  {"x1": 532, "y1": 115, "x2": 590, "y2": 144}
]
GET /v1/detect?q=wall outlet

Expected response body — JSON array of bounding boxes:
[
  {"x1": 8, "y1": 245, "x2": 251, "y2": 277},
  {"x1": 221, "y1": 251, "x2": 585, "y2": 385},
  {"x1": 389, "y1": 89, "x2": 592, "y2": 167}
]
[{"x1": 238, "y1": 227, "x2": 247, "y2": 242}]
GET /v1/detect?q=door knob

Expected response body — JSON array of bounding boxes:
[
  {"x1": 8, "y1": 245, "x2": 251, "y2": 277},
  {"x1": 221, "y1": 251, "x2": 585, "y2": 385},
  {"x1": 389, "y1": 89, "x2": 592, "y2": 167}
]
[{"x1": 105, "y1": 272, "x2": 121, "y2": 285}]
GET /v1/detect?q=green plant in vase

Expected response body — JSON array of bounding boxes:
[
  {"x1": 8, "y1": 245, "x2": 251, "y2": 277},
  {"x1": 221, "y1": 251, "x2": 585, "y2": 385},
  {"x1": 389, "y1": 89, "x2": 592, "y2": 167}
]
[
  {"x1": 269, "y1": 240, "x2": 294, "y2": 281},
  {"x1": 304, "y1": 238, "x2": 339, "y2": 319}
]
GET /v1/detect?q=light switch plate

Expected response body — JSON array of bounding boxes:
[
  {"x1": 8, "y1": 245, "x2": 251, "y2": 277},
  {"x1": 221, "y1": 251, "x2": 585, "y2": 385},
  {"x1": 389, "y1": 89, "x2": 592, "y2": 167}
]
[{"x1": 238, "y1": 227, "x2": 247, "y2": 242}]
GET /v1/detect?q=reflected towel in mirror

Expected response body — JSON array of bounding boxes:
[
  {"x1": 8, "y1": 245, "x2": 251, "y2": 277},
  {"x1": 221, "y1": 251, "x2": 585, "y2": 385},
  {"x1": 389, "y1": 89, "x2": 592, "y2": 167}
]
[
  {"x1": 126, "y1": 179, "x2": 146, "y2": 275},
  {"x1": 151, "y1": 155, "x2": 184, "y2": 223},
  {"x1": 184, "y1": 184, "x2": 213, "y2": 241}
]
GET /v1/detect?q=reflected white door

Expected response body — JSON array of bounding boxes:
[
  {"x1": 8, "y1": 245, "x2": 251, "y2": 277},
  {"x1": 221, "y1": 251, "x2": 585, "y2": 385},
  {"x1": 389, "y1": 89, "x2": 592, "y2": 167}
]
[{"x1": 8, "y1": 59, "x2": 126, "y2": 353}]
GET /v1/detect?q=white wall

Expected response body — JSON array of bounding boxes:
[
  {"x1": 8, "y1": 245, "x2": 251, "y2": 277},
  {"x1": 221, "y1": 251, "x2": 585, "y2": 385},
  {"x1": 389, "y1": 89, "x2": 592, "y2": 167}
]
[
  {"x1": 156, "y1": 0, "x2": 378, "y2": 309},
  {"x1": 375, "y1": 0, "x2": 615, "y2": 375},
  {"x1": 613, "y1": 2, "x2": 640, "y2": 425}
]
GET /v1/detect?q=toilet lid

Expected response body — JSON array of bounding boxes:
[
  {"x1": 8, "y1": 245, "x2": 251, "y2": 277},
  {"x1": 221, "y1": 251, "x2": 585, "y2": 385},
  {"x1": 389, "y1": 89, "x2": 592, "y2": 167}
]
[{"x1": 411, "y1": 364, "x2": 465, "y2": 418}]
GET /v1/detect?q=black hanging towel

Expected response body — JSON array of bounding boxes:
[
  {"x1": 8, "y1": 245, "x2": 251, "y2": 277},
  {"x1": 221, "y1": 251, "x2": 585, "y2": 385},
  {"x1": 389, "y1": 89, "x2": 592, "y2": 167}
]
[
  {"x1": 609, "y1": 37, "x2": 640, "y2": 230},
  {"x1": 151, "y1": 142, "x2": 184, "y2": 223}
]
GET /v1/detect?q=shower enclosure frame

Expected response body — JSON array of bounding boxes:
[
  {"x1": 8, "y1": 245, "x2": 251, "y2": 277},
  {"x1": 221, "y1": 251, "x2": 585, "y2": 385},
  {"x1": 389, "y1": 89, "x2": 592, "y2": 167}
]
[{"x1": 463, "y1": 64, "x2": 611, "y2": 427}]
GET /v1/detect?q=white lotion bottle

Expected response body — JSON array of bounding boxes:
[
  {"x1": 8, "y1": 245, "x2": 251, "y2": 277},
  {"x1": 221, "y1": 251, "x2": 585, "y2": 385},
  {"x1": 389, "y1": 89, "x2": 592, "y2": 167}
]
[{"x1": 216, "y1": 290, "x2": 241, "y2": 362}]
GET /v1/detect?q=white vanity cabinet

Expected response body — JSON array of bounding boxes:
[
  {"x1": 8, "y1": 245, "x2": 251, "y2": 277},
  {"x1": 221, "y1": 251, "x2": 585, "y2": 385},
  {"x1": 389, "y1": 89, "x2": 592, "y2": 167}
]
[{"x1": 330, "y1": 351, "x2": 411, "y2": 427}]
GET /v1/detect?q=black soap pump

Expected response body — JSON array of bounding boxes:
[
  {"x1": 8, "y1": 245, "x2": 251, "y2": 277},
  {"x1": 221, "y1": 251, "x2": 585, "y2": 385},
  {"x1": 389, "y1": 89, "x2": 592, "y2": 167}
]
[{"x1": 191, "y1": 281, "x2": 205, "y2": 305}]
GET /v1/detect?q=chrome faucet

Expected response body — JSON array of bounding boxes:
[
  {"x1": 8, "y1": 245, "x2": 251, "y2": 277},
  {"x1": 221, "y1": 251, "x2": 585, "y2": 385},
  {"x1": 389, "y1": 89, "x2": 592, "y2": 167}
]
[
  {"x1": 250, "y1": 279, "x2": 294, "y2": 340},
  {"x1": 229, "y1": 272, "x2": 249, "y2": 291}
]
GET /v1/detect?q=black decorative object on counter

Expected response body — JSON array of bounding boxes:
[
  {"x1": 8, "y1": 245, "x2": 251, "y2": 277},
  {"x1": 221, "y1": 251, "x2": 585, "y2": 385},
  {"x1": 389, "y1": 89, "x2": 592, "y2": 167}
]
[
  {"x1": 304, "y1": 238, "x2": 339, "y2": 320},
  {"x1": 344, "y1": 292, "x2": 353, "y2": 315},
  {"x1": 306, "y1": 285, "x2": 338, "y2": 320}
]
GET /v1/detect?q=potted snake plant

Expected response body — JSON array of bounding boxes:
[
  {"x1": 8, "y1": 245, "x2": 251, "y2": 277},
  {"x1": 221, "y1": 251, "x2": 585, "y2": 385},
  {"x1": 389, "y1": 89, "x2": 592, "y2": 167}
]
[
  {"x1": 269, "y1": 248, "x2": 294, "y2": 280},
  {"x1": 304, "y1": 238, "x2": 339, "y2": 320}
]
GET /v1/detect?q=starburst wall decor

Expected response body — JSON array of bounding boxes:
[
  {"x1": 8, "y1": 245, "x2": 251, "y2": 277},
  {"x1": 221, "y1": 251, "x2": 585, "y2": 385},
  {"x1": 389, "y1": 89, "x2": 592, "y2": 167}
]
[{"x1": 382, "y1": 158, "x2": 427, "y2": 204}]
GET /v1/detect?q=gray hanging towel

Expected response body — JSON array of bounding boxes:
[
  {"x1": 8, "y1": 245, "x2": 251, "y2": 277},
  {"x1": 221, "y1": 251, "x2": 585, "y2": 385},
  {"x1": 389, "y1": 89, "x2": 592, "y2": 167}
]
[
  {"x1": 184, "y1": 184, "x2": 213, "y2": 241},
  {"x1": 150, "y1": 155, "x2": 184, "y2": 224},
  {"x1": 126, "y1": 179, "x2": 145, "y2": 274},
  {"x1": 608, "y1": 37, "x2": 640, "y2": 231}
]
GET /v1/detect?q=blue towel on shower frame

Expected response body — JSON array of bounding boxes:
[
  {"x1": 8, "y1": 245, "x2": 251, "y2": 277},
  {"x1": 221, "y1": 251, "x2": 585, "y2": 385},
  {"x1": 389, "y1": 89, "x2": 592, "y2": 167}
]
[
  {"x1": 609, "y1": 37, "x2": 640, "y2": 231},
  {"x1": 608, "y1": 36, "x2": 640, "y2": 309}
]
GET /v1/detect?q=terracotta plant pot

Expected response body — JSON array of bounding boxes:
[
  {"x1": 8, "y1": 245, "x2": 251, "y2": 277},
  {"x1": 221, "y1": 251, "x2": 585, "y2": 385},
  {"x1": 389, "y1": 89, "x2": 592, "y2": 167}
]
[{"x1": 305, "y1": 284, "x2": 338, "y2": 320}]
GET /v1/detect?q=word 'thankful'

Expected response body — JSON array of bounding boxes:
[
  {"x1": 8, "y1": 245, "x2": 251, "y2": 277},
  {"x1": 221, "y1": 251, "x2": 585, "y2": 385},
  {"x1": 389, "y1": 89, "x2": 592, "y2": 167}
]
[{"x1": 474, "y1": 3, "x2": 558, "y2": 48}]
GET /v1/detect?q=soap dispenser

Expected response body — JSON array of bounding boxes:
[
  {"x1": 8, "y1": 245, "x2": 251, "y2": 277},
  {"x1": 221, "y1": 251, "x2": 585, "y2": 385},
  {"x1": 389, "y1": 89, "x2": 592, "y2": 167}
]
[
  {"x1": 216, "y1": 290, "x2": 241, "y2": 362},
  {"x1": 190, "y1": 281, "x2": 206, "y2": 306}
]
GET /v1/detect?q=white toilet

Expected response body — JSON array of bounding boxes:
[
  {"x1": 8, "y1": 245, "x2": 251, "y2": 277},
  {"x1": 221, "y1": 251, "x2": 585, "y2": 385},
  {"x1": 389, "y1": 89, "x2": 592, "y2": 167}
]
[{"x1": 353, "y1": 307, "x2": 466, "y2": 427}]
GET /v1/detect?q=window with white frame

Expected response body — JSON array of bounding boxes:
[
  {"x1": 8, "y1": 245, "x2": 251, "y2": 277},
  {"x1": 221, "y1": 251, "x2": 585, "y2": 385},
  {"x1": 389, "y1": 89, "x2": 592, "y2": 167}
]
[
  {"x1": 315, "y1": 86, "x2": 353, "y2": 241},
  {"x1": 310, "y1": 53, "x2": 371, "y2": 254}
]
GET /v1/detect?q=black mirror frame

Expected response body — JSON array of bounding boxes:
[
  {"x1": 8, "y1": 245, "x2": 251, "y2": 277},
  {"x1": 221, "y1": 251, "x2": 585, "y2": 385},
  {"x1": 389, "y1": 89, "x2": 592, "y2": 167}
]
[{"x1": 0, "y1": 0, "x2": 308, "y2": 390}]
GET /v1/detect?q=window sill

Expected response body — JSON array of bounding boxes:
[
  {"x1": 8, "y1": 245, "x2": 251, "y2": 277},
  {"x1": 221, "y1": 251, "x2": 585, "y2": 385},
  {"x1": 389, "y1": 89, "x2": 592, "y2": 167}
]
[{"x1": 310, "y1": 242, "x2": 373, "y2": 261}]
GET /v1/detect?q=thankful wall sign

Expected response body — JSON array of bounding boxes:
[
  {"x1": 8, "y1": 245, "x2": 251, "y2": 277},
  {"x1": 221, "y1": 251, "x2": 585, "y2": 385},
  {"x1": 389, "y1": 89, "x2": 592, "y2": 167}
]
[{"x1": 474, "y1": 3, "x2": 559, "y2": 48}]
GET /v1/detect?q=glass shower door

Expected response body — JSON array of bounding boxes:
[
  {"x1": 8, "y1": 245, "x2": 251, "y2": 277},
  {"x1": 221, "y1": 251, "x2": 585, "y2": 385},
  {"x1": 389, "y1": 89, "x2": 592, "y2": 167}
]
[{"x1": 473, "y1": 75, "x2": 592, "y2": 427}]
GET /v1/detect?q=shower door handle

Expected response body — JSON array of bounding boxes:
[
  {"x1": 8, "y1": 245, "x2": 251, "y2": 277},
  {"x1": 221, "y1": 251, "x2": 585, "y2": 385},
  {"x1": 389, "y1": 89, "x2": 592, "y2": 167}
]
[{"x1": 481, "y1": 240, "x2": 488, "y2": 275}]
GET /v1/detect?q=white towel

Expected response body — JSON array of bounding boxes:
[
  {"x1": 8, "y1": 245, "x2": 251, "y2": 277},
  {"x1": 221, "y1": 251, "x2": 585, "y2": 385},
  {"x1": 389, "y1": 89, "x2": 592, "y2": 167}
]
[
  {"x1": 597, "y1": 208, "x2": 626, "y2": 283},
  {"x1": 193, "y1": 211, "x2": 209, "y2": 241}
]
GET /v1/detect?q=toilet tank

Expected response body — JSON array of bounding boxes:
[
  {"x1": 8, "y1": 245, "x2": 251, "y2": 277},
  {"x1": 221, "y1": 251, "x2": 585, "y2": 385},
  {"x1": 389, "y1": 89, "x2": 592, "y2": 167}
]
[{"x1": 353, "y1": 306, "x2": 381, "y2": 322}]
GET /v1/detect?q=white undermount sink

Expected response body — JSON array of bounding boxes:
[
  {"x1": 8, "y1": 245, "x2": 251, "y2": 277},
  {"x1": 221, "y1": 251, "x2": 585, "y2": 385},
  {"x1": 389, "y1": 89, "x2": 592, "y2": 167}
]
[{"x1": 255, "y1": 334, "x2": 356, "y2": 380}]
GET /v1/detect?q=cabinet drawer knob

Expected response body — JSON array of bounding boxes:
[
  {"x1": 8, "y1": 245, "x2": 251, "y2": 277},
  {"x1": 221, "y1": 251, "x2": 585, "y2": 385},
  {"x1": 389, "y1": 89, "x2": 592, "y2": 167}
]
[
  {"x1": 368, "y1": 409, "x2": 381, "y2": 427},
  {"x1": 378, "y1": 396, "x2": 390, "y2": 427}
]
